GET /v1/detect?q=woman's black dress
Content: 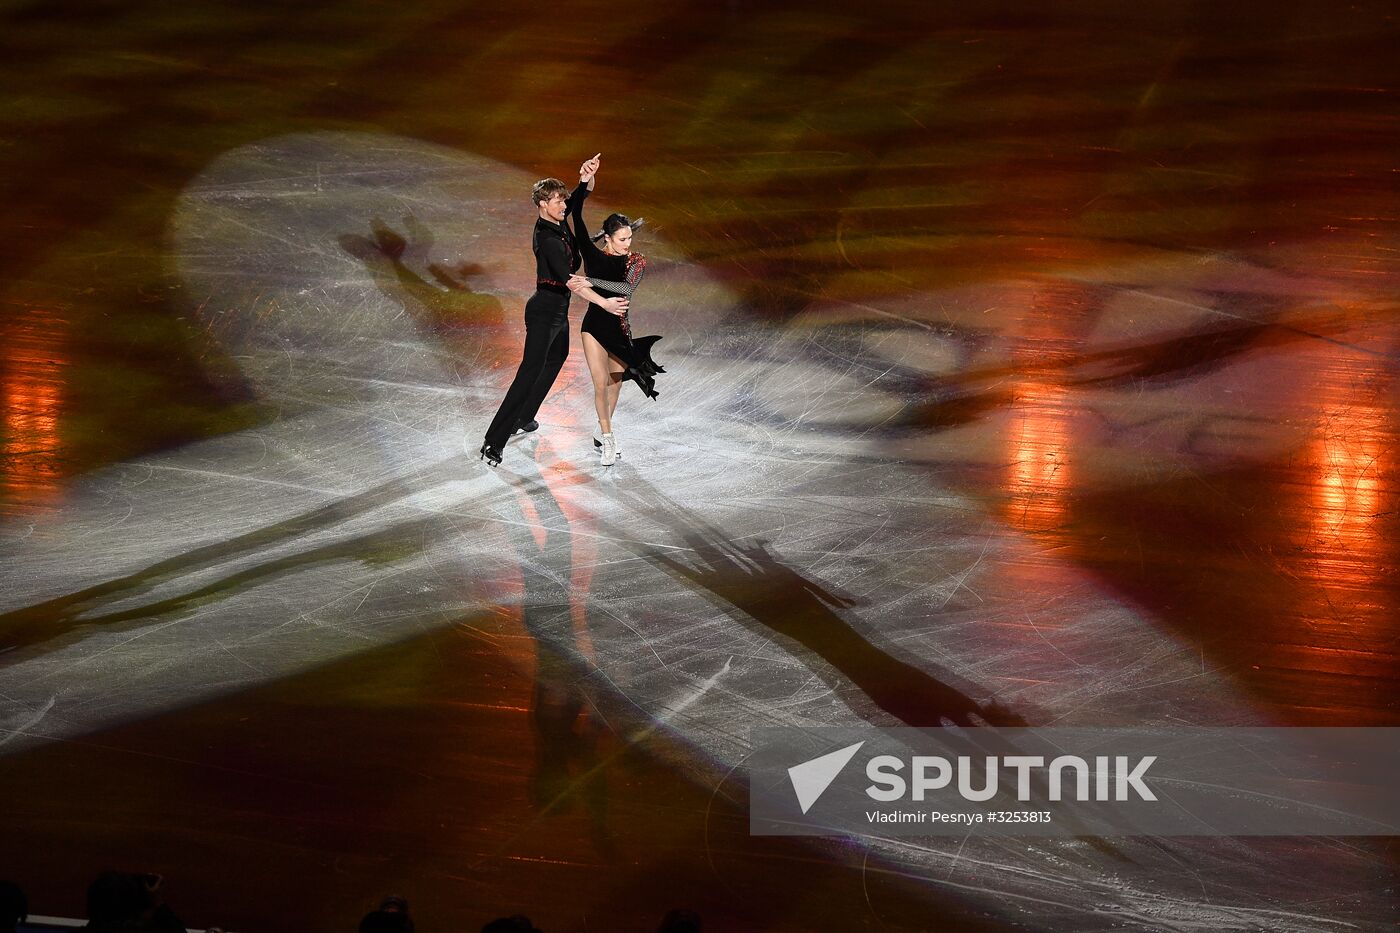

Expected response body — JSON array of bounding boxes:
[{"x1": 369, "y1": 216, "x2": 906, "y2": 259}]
[{"x1": 569, "y1": 187, "x2": 665, "y2": 399}]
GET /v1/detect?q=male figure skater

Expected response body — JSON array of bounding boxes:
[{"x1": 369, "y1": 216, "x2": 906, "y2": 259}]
[{"x1": 478, "y1": 155, "x2": 626, "y2": 466}]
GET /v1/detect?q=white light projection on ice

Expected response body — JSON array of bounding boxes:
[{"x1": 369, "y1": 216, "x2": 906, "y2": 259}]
[{"x1": 0, "y1": 132, "x2": 1388, "y2": 931}]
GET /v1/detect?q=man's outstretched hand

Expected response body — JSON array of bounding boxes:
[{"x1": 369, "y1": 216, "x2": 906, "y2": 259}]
[
  {"x1": 579, "y1": 152, "x2": 601, "y2": 183},
  {"x1": 567, "y1": 274, "x2": 629, "y2": 316}
]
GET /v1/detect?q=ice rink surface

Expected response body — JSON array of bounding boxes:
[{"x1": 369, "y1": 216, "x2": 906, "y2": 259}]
[{"x1": 1, "y1": 3, "x2": 1396, "y2": 930}]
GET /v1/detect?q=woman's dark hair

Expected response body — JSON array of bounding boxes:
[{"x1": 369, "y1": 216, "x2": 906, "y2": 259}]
[{"x1": 592, "y1": 212, "x2": 644, "y2": 243}]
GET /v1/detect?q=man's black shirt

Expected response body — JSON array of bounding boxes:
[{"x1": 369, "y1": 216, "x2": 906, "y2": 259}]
[{"x1": 533, "y1": 183, "x2": 587, "y2": 295}]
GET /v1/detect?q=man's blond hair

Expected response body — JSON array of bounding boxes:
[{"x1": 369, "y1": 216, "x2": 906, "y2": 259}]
[{"x1": 532, "y1": 177, "x2": 568, "y2": 206}]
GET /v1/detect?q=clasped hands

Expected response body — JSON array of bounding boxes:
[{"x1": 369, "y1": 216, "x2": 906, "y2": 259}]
[
  {"x1": 579, "y1": 152, "x2": 601, "y2": 184},
  {"x1": 567, "y1": 273, "x2": 628, "y2": 316}
]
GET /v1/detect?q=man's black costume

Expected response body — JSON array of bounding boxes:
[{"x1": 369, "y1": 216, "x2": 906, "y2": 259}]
[{"x1": 481, "y1": 183, "x2": 588, "y2": 462}]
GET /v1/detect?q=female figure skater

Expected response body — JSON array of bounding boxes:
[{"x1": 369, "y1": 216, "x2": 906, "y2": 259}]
[{"x1": 566, "y1": 169, "x2": 664, "y2": 467}]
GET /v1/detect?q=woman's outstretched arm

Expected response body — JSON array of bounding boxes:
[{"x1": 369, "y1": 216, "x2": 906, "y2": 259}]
[
  {"x1": 583, "y1": 255, "x2": 648, "y2": 293},
  {"x1": 568, "y1": 153, "x2": 598, "y2": 212},
  {"x1": 568, "y1": 177, "x2": 596, "y2": 249},
  {"x1": 581, "y1": 276, "x2": 634, "y2": 295}
]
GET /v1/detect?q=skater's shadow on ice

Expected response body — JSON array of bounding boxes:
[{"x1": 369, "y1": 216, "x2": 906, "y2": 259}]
[
  {"x1": 613, "y1": 482, "x2": 1029, "y2": 731},
  {"x1": 0, "y1": 456, "x2": 495, "y2": 664},
  {"x1": 339, "y1": 216, "x2": 505, "y2": 337}
]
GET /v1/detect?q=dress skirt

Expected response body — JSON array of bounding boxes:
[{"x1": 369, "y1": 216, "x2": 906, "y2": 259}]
[{"x1": 580, "y1": 304, "x2": 664, "y2": 400}]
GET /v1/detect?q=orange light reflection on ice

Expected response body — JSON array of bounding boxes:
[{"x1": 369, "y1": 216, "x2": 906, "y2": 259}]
[
  {"x1": 1001, "y1": 280, "x2": 1084, "y2": 535},
  {"x1": 535, "y1": 443, "x2": 599, "y2": 667},
  {"x1": 1278, "y1": 346, "x2": 1396, "y2": 704},
  {"x1": 1005, "y1": 380, "x2": 1073, "y2": 532},
  {"x1": 1307, "y1": 377, "x2": 1390, "y2": 590},
  {"x1": 2, "y1": 312, "x2": 68, "y2": 509}
]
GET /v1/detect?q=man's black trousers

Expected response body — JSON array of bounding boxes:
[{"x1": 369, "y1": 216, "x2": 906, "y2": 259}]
[{"x1": 484, "y1": 292, "x2": 570, "y2": 449}]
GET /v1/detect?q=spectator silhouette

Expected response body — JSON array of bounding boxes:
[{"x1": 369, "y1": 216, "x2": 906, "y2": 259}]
[
  {"x1": 359, "y1": 895, "x2": 414, "y2": 933},
  {"x1": 481, "y1": 916, "x2": 542, "y2": 933},
  {"x1": 657, "y1": 908, "x2": 702, "y2": 932},
  {"x1": 0, "y1": 881, "x2": 26, "y2": 933},
  {"x1": 83, "y1": 871, "x2": 184, "y2": 933}
]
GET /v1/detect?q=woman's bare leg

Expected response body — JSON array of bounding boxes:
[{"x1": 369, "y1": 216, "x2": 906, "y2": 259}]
[
  {"x1": 581, "y1": 333, "x2": 615, "y2": 433},
  {"x1": 605, "y1": 355, "x2": 626, "y2": 421}
]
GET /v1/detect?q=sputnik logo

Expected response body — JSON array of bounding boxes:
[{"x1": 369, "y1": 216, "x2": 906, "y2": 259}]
[{"x1": 788, "y1": 741, "x2": 865, "y2": 814}]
